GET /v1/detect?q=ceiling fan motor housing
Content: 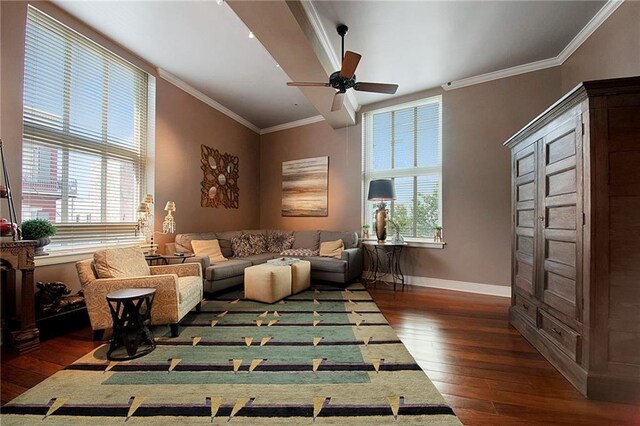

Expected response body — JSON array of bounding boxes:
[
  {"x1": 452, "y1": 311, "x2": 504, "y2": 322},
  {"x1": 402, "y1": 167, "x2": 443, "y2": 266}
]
[{"x1": 329, "y1": 71, "x2": 355, "y2": 92}]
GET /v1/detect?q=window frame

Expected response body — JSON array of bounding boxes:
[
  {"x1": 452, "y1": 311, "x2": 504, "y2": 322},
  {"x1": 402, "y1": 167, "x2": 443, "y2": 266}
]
[
  {"x1": 361, "y1": 95, "x2": 443, "y2": 240},
  {"x1": 21, "y1": 6, "x2": 153, "y2": 253}
]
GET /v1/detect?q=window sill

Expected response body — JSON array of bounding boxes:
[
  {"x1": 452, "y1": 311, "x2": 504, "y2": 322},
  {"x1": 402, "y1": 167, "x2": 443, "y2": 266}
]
[
  {"x1": 34, "y1": 241, "x2": 146, "y2": 267},
  {"x1": 360, "y1": 237, "x2": 446, "y2": 249}
]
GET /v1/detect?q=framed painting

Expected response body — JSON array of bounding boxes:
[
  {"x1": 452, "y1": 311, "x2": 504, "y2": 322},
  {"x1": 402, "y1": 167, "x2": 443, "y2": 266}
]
[{"x1": 282, "y1": 156, "x2": 328, "y2": 217}]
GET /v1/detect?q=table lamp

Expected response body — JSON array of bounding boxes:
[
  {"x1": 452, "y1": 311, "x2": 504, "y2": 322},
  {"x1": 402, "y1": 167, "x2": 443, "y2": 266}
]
[{"x1": 367, "y1": 179, "x2": 396, "y2": 243}]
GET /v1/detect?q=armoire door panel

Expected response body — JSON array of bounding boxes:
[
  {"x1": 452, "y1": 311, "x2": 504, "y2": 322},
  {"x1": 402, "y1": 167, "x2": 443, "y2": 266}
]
[
  {"x1": 547, "y1": 240, "x2": 577, "y2": 267},
  {"x1": 518, "y1": 181, "x2": 536, "y2": 202},
  {"x1": 544, "y1": 259, "x2": 576, "y2": 281},
  {"x1": 547, "y1": 132, "x2": 577, "y2": 164},
  {"x1": 546, "y1": 205, "x2": 578, "y2": 230},
  {"x1": 546, "y1": 168, "x2": 577, "y2": 197},
  {"x1": 546, "y1": 271, "x2": 576, "y2": 302},
  {"x1": 517, "y1": 235, "x2": 534, "y2": 255},
  {"x1": 517, "y1": 152, "x2": 536, "y2": 176},
  {"x1": 545, "y1": 155, "x2": 577, "y2": 176},
  {"x1": 517, "y1": 209, "x2": 535, "y2": 228}
]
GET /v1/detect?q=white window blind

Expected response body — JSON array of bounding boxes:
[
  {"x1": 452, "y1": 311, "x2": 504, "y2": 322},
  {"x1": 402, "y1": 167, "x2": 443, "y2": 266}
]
[
  {"x1": 363, "y1": 96, "x2": 442, "y2": 238},
  {"x1": 21, "y1": 6, "x2": 149, "y2": 250}
]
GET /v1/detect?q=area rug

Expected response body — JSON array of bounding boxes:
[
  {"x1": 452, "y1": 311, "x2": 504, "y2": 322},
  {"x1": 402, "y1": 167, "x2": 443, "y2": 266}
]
[{"x1": 2, "y1": 283, "x2": 460, "y2": 425}]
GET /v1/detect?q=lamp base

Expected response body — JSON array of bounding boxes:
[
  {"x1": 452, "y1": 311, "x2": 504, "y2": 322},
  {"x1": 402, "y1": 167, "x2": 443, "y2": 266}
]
[{"x1": 374, "y1": 203, "x2": 387, "y2": 243}]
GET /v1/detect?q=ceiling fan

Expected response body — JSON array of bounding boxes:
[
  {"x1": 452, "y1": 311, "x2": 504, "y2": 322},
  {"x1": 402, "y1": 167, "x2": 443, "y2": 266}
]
[{"x1": 287, "y1": 24, "x2": 399, "y2": 112}]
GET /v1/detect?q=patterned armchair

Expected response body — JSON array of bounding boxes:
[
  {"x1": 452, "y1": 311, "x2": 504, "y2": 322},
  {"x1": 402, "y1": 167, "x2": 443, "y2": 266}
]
[{"x1": 76, "y1": 247, "x2": 203, "y2": 340}]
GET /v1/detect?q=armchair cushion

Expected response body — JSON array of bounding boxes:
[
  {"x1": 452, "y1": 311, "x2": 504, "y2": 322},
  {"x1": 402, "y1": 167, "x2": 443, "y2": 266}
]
[{"x1": 93, "y1": 246, "x2": 150, "y2": 279}]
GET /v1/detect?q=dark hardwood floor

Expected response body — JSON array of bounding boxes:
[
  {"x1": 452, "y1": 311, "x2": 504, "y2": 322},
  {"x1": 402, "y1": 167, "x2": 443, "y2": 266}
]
[{"x1": 2, "y1": 284, "x2": 639, "y2": 424}]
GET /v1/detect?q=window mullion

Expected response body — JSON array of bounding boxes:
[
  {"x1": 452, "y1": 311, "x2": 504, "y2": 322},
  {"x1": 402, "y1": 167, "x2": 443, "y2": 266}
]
[{"x1": 413, "y1": 107, "x2": 418, "y2": 237}]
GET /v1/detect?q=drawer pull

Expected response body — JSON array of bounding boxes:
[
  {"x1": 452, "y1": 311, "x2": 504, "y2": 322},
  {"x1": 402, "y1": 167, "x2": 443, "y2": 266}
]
[{"x1": 552, "y1": 327, "x2": 562, "y2": 335}]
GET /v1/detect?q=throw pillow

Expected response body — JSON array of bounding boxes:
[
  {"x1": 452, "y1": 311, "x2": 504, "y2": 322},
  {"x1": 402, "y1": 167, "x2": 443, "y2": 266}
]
[
  {"x1": 94, "y1": 246, "x2": 150, "y2": 279},
  {"x1": 191, "y1": 239, "x2": 227, "y2": 263},
  {"x1": 319, "y1": 239, "x2": 344, "y2": 259},
  {"x1": 267, "y1": 230, "x2": 295, "y2": 253},
  {"x1": 280, "y1": 248, "x2": 319, "y2": 257},
  {"x1": 231, "y1": 233, "x2": 267, "y2": 257}
]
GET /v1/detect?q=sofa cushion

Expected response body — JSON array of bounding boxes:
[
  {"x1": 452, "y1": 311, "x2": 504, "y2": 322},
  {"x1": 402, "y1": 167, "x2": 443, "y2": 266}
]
[
  {"x1": 303, "y1": 256, "x2": 347, "y2": 273},
  {"x1": 205, "y1": 259, "x2": 252, "y2": 281},
  {"x1": 191, "y1": 239, "x2": 227, "y2": 263},
  {"x1": 242, "y1": 253, "x2": 279, "y2": 265},
  {"x1": 292, "y1": 230, "x2": 320, "y2": 250},
  {"x1": 215, "y1": 231, "x2": 242, "y2": 258},
  {"x1": 320, "y1": 231, "x2": 358, "y2": 249},
  {"x1": 267, "y1": 230, "x2": 295, "y2": 253},
  {"x1": 231, "y1": 233, "x2": 267, "y2": 257},
  {"x1": 319, "y1": 239, "x2": 344, "y2": 259},
  {"x1": 94, "y1": 246, "x2": 150, "y2": 279},
  {"x1": 281, "y1": 248, "x2": 319, "y2": 257},
  {"x1": 174, "y1": 232, "x2": 217, "y2": 253}
]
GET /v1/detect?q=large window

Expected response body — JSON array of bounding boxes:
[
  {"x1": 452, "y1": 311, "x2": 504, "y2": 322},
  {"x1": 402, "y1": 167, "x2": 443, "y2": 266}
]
[
  {"x1": 362, "y1": 96, "x2": 442, "y2": 239},
  {"x1": 21, "y1": 6, "x2": 151, "y2": 249}
]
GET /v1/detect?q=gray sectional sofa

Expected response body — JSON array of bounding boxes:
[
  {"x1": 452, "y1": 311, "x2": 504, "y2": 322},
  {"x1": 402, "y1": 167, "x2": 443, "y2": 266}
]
[{"x1": 164, "y1": 229, "x2": 362, "y2": 293}]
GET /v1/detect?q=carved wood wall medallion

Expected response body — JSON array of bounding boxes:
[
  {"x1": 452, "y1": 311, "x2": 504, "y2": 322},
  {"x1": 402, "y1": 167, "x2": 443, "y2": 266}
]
[{"x1": 200, "y1": 145, "x2": 239, "y2": 209}]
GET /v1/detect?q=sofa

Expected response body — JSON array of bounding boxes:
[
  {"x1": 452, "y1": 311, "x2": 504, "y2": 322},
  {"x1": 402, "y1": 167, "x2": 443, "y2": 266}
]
[{"x1": 165, "y1": 229, "x2": 362, "y2": 293}]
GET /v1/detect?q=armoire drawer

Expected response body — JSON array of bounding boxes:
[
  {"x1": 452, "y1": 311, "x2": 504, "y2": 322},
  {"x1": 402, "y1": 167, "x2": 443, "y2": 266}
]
[
  {"x1": 539, "y1": 309, "x2": 580, "y2": 362},
  {"x1": 513, "y1": 292, "x2": 537, "y2": 324}
]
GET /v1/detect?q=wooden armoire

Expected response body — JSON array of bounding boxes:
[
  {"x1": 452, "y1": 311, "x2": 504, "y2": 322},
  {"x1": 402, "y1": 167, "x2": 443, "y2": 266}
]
[{"x1": 505, "y1": 77, "x2": 640, "y2": 403}]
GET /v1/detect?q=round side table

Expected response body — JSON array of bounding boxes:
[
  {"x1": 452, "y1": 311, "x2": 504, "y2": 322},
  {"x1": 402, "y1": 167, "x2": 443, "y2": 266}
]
[{"x1": 106, "y1": 288, "x2": 156, "y2": 361}]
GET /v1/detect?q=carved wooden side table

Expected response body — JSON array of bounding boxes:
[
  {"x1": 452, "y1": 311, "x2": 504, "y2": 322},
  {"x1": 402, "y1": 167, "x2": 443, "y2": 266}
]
[{"x1": 0, "y1": 240, "x2": 40, "y2": 354}]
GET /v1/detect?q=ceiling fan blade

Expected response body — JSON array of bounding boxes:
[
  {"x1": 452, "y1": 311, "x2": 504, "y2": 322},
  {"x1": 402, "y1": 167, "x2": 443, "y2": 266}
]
[
  {"x1": 287, "y1": 82, "x2": 331, "y2": 87},
  {"x1": 340, "y1": 51, "x2": 361, "y2": 79},
  {"x1": 331, "y1": 91, "x2": 345, "y2": 112},
  {"x1": 354, "y1": 82, "x2": 399, "y2": 94}
]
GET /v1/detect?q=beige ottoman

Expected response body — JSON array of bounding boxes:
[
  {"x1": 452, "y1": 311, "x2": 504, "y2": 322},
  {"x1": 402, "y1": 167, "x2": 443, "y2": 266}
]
[
  {"x1": 291, "y1": 260, "x2": 311, "y2": 294},
  {"x1": 244, "y1": 263, "x2": 292, "y2": 304}
]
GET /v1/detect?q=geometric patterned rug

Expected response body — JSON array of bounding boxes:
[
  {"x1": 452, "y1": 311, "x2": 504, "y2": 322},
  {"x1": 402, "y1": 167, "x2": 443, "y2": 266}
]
[{"x1": 1, "y1": 283, "x2": 460, "y2": 425}]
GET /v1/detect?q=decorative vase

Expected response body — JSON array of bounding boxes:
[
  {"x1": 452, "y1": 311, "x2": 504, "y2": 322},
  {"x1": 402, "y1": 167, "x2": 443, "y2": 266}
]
[
  {"x1": 375, "y1": 205, "x2": 388, "y2": 243},
  {"x1": 34, "y1": 236, "x2": 51, "y2": 256},
  {"x1": 362, "y1": 229, "x2": 369, "y2": 239},
  {"x1": 391, "y1": 232, "x2": 404, "y2": 244},
  {"x1": 434, "y1": 229, "x2": 442, "y2": 242},
  {"x1": 0, "y1": 217, "x2": 14, "y2": 236}
]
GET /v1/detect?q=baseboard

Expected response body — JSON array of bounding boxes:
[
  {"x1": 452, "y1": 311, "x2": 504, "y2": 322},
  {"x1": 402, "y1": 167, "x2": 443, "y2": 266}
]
[{"x1": 363, "y1": 271, "x2": 511, "y2": 298}]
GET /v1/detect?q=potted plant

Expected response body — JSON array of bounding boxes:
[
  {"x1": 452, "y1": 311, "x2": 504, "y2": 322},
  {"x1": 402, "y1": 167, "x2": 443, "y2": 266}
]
[
  {"x1": 21, "y1": 218, "x2": 57, "y2": 256},
  {"x1": 434, "y1": 225, "x2": 443, "y2": 242},
  {"x1": 388, "y1": 218, "x2": 405, "y2": 244},
  {"x1": 362, "y1": 224, "x2": 370, "y2": 239}
]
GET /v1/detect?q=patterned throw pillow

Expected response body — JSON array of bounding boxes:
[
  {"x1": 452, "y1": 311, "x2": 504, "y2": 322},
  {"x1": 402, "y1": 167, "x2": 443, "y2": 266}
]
[
  {"x1": 267, "y1": 231, "x2": 295, "y2": 253},
  {"x1": 280, "y1": 248, "x2": 319, "y2": 257},
  {"x1": 231, "y1": 233, "x2": 267, "y2": 257}
]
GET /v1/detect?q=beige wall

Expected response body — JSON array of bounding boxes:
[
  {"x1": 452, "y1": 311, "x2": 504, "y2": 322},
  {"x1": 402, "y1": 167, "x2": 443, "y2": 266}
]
[
  {"x1": 561, "y1": 1, "x2": 640, "y2": 93},
  {"x1": 259, "y1": 120, "x2": 361, "y2": 231},
  {"x1": 1, "y1": 1, "x2": 260, "y2": 293},
  {"x1": 260, "y1": 69, "x2": 561, "y2": 287}
]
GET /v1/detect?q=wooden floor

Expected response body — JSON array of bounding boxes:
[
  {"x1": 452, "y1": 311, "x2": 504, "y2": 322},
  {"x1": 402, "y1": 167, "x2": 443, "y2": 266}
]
[{"x1": 2, "y1": 284, "x2": 639, "y2": 425}]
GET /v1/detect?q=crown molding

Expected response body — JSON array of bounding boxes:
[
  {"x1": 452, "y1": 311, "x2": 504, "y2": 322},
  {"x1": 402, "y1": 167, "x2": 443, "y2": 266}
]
[
  {"x1": 556, "y1": 0, "x2": 624, "y2": 63},
  {"x1": 158, "y1": 68, "x2": 261, "y2": 134},
  {"x1": 260, "y1": 115, "x2": 325, "y2": 135},
  {"x1": 442, "y1": 0, "x2": 623, "y2": 91},
  {"x1": 441, "y1": 57, "x2": 561, "y2": 91},
  {"x1": 298, "y1": 1, "x2": 360, "y2": 113}
]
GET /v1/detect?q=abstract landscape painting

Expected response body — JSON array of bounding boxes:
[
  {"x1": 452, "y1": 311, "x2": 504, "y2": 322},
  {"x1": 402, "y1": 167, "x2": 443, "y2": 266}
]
[{"x1": 282, "y1": 156, "x2": 328, "y2": 217}]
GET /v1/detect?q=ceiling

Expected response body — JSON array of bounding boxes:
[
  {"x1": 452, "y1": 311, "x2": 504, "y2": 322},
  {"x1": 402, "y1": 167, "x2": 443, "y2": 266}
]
[
  {"x1": 53, "y1": 0, "x2": 608, "y2": 130},
  {"x1": 52, "y1": 0, "x2": 318, "y2": 130}
]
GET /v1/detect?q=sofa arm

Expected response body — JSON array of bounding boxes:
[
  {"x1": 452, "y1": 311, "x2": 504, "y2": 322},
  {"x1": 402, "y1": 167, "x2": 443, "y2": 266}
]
[
  {"x1": 150, "y1": 262, "x2": 202, "y2": 278},
  {"x1": 83, "y1": 274, "x2": 180, "y2": 331},
  {"x1": 341, "y1": 248, "x2": 363, "y2": 280},
  {"x1": 182, "y1": 255, "x2": 211, "y2": 272}
]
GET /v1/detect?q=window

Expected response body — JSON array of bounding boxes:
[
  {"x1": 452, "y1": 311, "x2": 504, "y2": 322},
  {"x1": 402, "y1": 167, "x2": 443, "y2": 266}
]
[
  {"x1": 21, "y1": 6, "x2": 151, "y2": 250},
  {"x1": 362, "y1": 96, "x2": 442, "y2": 239}
]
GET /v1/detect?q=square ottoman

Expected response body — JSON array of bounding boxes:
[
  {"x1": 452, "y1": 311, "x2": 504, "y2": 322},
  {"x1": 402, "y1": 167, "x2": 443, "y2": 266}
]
[
  {"x1": 244, "y1": 263, "x2": 292, "y2": 304},
  {"x1": 291, "y1": 260, "x2": 311, "y2": 294}
]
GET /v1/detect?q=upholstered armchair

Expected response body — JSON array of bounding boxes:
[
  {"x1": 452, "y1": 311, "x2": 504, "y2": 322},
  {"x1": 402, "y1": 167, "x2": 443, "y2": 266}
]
[{"x1": 76, "y1": 247, "x2": 203, "y2": 340}]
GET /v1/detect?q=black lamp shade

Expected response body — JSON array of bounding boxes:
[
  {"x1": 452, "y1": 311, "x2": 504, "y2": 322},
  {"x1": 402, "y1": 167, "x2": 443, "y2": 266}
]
[{"x1": 367, "y1": 179, "x2": 396, "y2": 201}]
